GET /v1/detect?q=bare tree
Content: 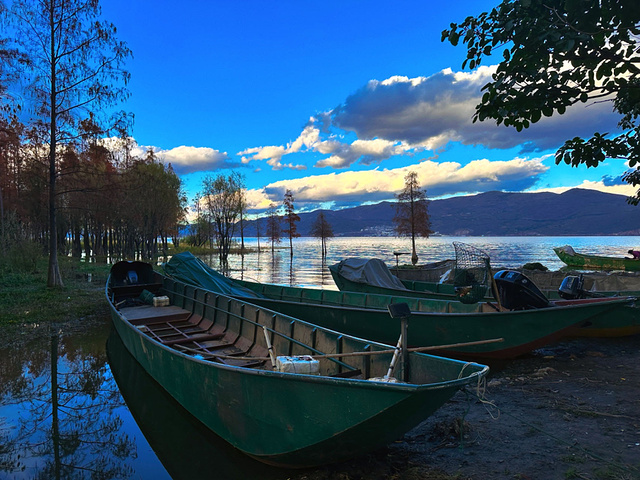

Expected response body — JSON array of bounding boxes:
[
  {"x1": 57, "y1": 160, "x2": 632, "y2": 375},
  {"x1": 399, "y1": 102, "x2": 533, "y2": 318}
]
[
  {"x1": 235, "y1": 174, "x2": 247, "y2": 253},
  {"x1": 310, "y1": 211, "x2": 333, "y2": 258},
  {"x1": 265, "y1": 203, "x2": 281, "y2": 255},
  {"x1": 393, "y1": 171, "x2": 432, "y2": 265},
  {"x1": 202, "y1": 172, "x2": 243, "y2": 266},
  {"x1": 282, "y1": 189, "x2": 300, "y2": 257},
  {"x1": 9, "y1": 0, "x2": 131, "y2": 286},
  {"x1": 255, "y1": 216, "x2": 261, "y2": 251}
]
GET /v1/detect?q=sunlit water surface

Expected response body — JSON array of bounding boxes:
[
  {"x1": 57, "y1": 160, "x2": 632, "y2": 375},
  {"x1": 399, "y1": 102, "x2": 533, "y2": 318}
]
[{"x1": 2, "y1": 236, "x2": 640, "y2": 479}]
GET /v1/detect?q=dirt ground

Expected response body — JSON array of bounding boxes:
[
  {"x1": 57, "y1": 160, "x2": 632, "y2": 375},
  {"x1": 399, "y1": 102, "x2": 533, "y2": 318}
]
[{"x1": 294, "y1": 335, "x2": 640, "y2": 480}]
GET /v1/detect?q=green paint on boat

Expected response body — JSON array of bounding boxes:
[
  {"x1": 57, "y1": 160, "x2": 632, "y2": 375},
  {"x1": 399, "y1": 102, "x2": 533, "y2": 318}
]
[
  {"x1": 554, "y1": 245, "x2": 640, "y2": 272},
  {"x1": 107, "y1": 260, "x2": 489, "y2": 468},
  {"x1": 163, "y1": 253, "x2": 637, "y2": 360}
]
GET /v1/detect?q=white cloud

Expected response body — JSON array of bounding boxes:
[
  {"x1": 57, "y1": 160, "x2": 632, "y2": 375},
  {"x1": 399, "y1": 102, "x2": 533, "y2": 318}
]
[
  {"x1": 330, "y1": 67, "x2": 622, "y2": 152},
  {"x1": 98, "y1": 137, "x2": 234, "y2": 175},
  {"x1": 238, "y1": 124, "x2": 318, "y2": 170},
  {"x1": 247, "y1": 156, "x2": 548, "y2": 209},
  {"x1": 156, "y1": 145, "x2": 233, "y2": 174},
  {"x1": 531, "y1": 180, "x2": 637, "y2": 197},
  {"x1": 236, "y1": 67, "x2": 623, "y2": 172}
]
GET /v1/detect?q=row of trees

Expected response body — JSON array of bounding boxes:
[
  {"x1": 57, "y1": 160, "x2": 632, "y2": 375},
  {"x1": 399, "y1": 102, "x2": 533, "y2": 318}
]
[
  {"x1": 0, "y1": 1, "x2": 188, "y2": 285},
  {"x1": 0, "y1": 122, "x2": 187, "y2": 262},
  {"x1": 188, "y1": 179, "x2": 338, "y2": 263}
]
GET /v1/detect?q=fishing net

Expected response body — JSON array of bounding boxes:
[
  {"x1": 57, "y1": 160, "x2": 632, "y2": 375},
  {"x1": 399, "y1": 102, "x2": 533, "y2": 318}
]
[{"x1": 452, "y1": 242, "x2": 491, "y2": 304}]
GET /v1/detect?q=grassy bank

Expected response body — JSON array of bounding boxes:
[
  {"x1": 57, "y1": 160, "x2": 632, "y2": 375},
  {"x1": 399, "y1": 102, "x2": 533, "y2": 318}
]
[{"x1": 0, "y1": 256, "x2": 113, "y2": 326}]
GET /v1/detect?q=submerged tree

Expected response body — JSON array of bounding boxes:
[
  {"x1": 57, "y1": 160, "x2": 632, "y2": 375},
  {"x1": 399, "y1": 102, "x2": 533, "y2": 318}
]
[
  {"x1": 265, "y1": 203, "x2": 281, "y2": 255},
  {"x1": 393, "y1": 171, "x2": 432, "y2": 265},
  {"x1": 282, "y1": 190, "x2": 300, "y2": 257},
  {"x1": 441, "y1": 0, "x2": 640, "y2": 202},
  {"x1": 310, "y1": 211, "x2": 334, "y2": 258},
  {"x1": 8, "y1": 0, "x2": 131, "y2": 286},
  {"x1": 202, "y1": 172, "x2": 244, "y2": 266}
]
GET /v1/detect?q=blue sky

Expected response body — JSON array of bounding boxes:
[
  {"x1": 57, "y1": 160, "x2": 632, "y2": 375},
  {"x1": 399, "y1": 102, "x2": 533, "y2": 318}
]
[{"x1": 100, "y1": 0, "x2": 633, "y2": 214}]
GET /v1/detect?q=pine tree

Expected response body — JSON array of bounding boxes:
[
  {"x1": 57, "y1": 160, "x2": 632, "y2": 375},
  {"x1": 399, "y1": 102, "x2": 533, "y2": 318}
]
[
  {"x1": 393, "y1": 171, "x2": 432, "y2": 265},
  {"x1": 282, "y1": 190, "x2": 300, "y2": 256}
]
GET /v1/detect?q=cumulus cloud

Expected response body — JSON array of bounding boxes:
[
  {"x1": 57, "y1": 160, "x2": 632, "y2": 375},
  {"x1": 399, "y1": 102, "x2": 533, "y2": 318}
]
[
  {"x1": 238, "y1": 68, "x2": 623, "y2": 171},
  {"x1": 245, "y1": 156, "x2": 548, "y2": 211},
  {"x1": 330, "y1": 68, "x2": 622, "y2": 152},
  {"x1": 314, "y1": 138, "x2": 415, "y2": 168},
  {"x1": 238, "y1": 124, "x2": 318, "y2": 170},
  {"x1": 532, "y1": 179, "x2": 637, "y2": 197},
  {"x1": 155, "y1": 145, "x2": 236, "y2": 174},
  {"x1": 98, "y1": 136, "x2": 235, "y2": 175}
]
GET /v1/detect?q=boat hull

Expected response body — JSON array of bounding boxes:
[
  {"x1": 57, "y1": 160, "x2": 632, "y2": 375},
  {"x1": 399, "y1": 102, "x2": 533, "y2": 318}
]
[
  {"x1": 232, "y1": 285, "x2": 631, "y2": 360},
  {"x1": 332, "y1": 261, "x2": 640, "y2": 338},
  {"x1": 107, "y1": 270, "x2": 488, "y2": 468},
  {"x1": 554, "y1": 247, "x2": 640, "y2": 272},
  {"x1": 392, "y1": 277, "x2": 640, "y2": 338}
]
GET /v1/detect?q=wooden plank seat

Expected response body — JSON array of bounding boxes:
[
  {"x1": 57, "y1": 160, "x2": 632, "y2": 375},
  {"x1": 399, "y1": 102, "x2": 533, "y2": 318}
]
[
  {"x1": 162, "y1": 332, "x2": 225, "y2": 346},
  {"x1": 174, "y1": 343, "x2": 266, "y2": 369},
  {"x1": 121, "y1": 305, "x2": 191, "y2": 325}
]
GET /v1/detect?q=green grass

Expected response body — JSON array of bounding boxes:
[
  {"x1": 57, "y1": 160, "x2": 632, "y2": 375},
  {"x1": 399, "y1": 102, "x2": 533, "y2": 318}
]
[{"x1": 0, "y1": 256, "x2": 112, "y2": 326}]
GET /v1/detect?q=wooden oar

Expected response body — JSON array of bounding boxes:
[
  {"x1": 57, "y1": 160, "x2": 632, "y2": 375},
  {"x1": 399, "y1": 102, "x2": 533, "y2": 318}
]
[
  {"x1": 262, "y1": 326, "x2": 277, "y2": 369},
  {"x1": 175, "y1": 337, "x2": 504, "y2": 362},
  {"x1": 384, "y1": 333, "x2": 403, "y2": 379}
]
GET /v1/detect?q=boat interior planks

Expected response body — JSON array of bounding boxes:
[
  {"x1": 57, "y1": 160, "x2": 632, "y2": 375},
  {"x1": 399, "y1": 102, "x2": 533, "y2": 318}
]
[{"x1": 112, "y1": 278, "x2": 388, "y2": 380}]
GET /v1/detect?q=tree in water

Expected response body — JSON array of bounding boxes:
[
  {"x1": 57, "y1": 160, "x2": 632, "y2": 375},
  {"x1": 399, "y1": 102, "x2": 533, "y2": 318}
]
[
  {"x1": 202, "y1": 172, "x2": 243, "y2": 268},
  {"x1": 442, "y1": 1, "x2": 640, "y2": 202},
  {"x1": 255, "y1": 216, "x2": 261, "y2": 252},
  {"x1": 393, "y1": 171, "x2": 432, "y2": 265},
  {"x1": 265, "y1": 203, "x2": 281, "y2": 255},
  {"x1": 282, "y1": 189, "x2": 300, "y2": 257},
  {"x1": 8, "y1": 0, "x2": 131, "y2": 286},
  {"x1": 310, "y1": 211, "x2": 334, "y2": 258},
  {"x1": 235, "y1": 174, "x2": 247, "y2": 253}
]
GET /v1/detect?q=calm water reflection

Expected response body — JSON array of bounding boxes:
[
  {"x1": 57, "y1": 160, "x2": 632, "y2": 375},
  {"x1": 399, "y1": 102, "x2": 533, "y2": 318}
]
[
  {"x1": 2, "y1": 236, "x2": 640, "y2": 479},
  {"x1": 205, "y1": 235, "x2": 640, "y2": 286}
]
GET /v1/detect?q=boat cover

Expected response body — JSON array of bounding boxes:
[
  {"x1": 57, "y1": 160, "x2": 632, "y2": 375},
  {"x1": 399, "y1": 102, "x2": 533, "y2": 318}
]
[
  {"x1": 557, "y1": 245, "x2": 577, "y2": 256},
  {"x1": 335, "y1": 258, "x2": 408, "y2": 290},
  {"x1": 163, "y1": 252, "x2": 262, "y2": 298}
]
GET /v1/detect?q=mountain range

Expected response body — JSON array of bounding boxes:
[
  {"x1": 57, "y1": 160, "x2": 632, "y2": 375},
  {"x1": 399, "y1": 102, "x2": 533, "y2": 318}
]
[{"x1": 240, "y1": 188, "x2": 640, "y2": 237}]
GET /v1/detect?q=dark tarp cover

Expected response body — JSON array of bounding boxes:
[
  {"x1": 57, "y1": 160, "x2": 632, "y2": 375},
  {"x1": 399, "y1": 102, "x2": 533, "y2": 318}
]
[
  {"x1": 163, "y1": 252, "x2": 262, "y2": 298},
  {"x1": 333, "y1": 258, "x2": 408, "y2": 290}
]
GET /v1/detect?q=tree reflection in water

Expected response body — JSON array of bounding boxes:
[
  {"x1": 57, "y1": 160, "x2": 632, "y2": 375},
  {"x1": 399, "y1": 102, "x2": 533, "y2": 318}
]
[{"x1": 0, "y1": 321, "x2": 136, "y2": 479}]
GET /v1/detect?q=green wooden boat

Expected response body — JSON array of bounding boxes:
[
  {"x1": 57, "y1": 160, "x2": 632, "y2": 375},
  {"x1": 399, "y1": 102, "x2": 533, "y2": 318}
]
[
  {"x1": 554, "y1": 245, "x2": 640, "y2": 271},
  {"x1": 106, "y1": 260, "x2": 489, "y2": 468},
  {"x1": 330, "y1": 257, "x2": 640, "y2": 338},
  {"x1": 390, "y1": 276, "x2": 640, "y2": 338},
  {"x1": 329, "y1": 258, "x2": 456, "y2": 300},
  {"x1": 163, "y1": 253, "x2": 636, "y2": 360}
]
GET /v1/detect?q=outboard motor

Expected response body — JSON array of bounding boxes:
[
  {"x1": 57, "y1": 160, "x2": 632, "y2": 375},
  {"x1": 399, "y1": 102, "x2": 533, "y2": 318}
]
[
  {"x1": 493, "y1": 270, "x2": 550, "y2": 310},
  {"x1": 558, "y1": 275, "x2": 604, "y2": 299},
  {"x1": 558, "y1": 275, "x2": 583, "y2": 300}
]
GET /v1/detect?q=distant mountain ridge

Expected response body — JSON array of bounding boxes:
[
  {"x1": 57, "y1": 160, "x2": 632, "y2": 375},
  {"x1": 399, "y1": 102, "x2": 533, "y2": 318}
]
[{"x1": 240, "y1": 188, "x2": 640, "y2": 237}]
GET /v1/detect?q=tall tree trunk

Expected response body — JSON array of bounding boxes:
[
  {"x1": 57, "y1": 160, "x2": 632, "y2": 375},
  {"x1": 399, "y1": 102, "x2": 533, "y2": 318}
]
[
  {"x1": 83, "y1": 222, "x2": 91, "y2": 259},
  {"x1": 47, "y1": 2, "x2": 63, "y2": 287},
  {"x1": 0, "y1": 185, "x2": 4, "y2": 246},
  {"x1": 72, "y1": 225, "x2": 81, "y2": 258}
]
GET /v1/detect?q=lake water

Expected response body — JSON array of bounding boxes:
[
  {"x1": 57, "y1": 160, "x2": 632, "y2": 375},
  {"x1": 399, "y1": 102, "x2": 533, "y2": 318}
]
[
  {"x1": 1, "y1": 236, "x2": 639, "y2": 479},
  {"x1": 213, "y1": 235, "x2": 640, "y2": 287}
]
